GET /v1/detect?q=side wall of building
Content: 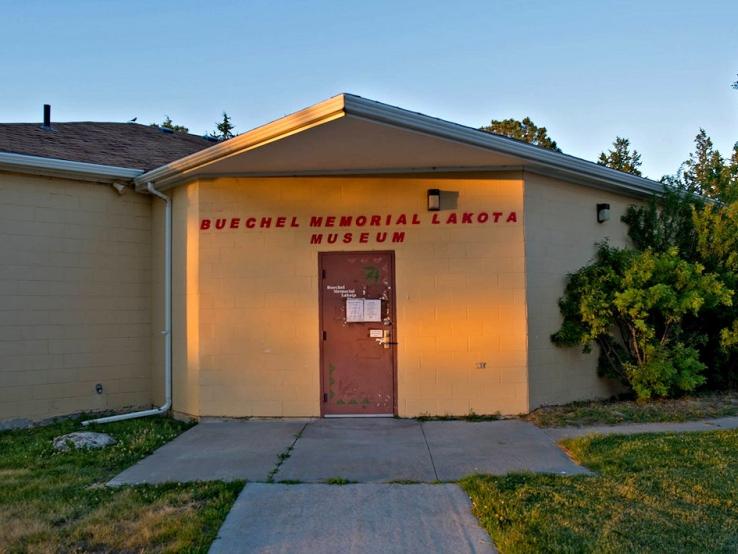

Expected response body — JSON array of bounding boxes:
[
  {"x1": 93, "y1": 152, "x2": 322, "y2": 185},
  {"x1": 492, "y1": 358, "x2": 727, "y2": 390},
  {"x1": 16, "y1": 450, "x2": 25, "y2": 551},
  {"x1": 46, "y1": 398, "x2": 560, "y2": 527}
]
[
  {"x1": 171, "y1": 173, "x2": 528, "y2": 418},
  {"x1": 0, "y1": 173, "x2": 153, "y2": 425},
  {"x1": 524, "y1": 172, "x2": 636, "y2": 408}
]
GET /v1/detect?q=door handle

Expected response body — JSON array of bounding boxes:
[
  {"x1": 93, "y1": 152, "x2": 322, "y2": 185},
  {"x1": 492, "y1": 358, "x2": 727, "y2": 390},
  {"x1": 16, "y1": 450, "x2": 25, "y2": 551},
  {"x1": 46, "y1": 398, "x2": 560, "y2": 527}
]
[{"x1": 376, "y1": 330, "x2": 397, "y2": 349}]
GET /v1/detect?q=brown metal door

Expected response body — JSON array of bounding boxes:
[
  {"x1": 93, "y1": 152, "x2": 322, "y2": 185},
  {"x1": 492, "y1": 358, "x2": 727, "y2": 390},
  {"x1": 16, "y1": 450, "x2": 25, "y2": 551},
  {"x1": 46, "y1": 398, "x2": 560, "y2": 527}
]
[{"x1": 319, "y1": 251, "x2": 397, "y2": 416}]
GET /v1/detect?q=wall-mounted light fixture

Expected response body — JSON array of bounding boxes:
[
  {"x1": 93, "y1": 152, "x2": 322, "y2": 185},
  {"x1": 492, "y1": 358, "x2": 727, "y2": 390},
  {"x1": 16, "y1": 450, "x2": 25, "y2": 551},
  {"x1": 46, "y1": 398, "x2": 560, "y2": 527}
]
[
  {"x1": 597, "y1": 203, "x2": 610, "y2": 223},
  {"x1": 427, "y1": 189, "x2": 441, "y2": 211}
]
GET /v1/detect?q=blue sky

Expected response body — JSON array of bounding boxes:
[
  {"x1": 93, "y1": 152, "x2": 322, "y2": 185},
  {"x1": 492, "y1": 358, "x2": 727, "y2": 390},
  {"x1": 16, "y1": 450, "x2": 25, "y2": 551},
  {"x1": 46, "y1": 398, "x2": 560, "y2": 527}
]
[{"x1": 2, "y1": 0, "x2": 736, "y2": 179}]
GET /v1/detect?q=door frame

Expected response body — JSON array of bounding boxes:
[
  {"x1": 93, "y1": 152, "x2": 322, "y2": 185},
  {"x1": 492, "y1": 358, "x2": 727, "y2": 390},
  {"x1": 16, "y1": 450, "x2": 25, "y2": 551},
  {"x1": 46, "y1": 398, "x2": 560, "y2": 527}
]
[{"x1": 317, "y1": 250, "x2": 398, "y2": 417}]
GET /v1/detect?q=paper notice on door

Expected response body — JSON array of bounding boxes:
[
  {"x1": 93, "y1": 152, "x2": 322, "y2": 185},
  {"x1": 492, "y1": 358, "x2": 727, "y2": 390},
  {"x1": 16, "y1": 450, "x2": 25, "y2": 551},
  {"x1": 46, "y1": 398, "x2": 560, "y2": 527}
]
[
  {"x1": 363, "y1": 299, "x2": 382, "y2": 322},
  {"x1": 346, "y1": 298, "x2": 364, "y2": 322}
]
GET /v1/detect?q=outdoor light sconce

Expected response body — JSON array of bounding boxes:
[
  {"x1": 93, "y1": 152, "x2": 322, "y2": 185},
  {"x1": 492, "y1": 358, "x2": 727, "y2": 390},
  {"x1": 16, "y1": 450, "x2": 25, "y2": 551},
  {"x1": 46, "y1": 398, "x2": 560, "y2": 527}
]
[
  {"x1": 597, "y1": 203, "x2": 611, "y2": 223},
  {"x1": 427, "y1": 189, "x2": 441, "y2": 211}
]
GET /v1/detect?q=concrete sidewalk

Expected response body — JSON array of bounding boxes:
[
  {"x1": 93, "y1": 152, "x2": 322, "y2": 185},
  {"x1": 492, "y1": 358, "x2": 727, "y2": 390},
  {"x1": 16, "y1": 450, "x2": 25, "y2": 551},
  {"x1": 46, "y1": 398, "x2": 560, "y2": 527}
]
[
  {"x1": 110, "y1": 418, "x2": 589, "y2": 485},
  {"x1": 109, "y1": 420, "x2": 307, "y2": 485},
  {"x1": 209, "y1": 483, "x2": 496, "y2": 554}
]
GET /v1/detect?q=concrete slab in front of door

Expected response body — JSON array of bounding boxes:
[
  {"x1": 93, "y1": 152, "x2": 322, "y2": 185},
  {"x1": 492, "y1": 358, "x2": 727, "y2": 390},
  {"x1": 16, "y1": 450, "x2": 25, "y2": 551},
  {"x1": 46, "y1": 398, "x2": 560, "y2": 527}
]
[
  {"x1": 209, "y1": 483, "x2": 496, "y2": 554},
  {"x1": 108, "y1": 420, "x2": 307, "y2": 485},
  {"x1": 275, "y1": 418, "x2": 437, "y2": 483},
  {"x1": 422, "y1": 419, "x2": 591, "y2": 481}
]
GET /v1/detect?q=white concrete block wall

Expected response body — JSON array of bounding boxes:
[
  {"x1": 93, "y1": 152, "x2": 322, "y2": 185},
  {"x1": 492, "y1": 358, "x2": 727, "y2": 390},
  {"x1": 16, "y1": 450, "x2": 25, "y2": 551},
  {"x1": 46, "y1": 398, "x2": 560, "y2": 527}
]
[{"x1": 0, "y1": 173, "x2": 153, "y2": 424}]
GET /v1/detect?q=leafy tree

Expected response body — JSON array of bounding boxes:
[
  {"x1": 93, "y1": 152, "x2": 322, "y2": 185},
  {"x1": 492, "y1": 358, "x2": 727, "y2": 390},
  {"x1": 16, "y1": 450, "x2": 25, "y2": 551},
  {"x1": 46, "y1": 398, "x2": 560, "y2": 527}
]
[
  {"x1": 621, "y1": 184, "x2": 703, "y2": 256},
  {"x1": 660, "y1": 130, "x2": 738, "y2": 203},
  {"x1": 623, "y1": 189, "x2": 738, "y2": 388},
  {"x1": 151, "y1": 116, "x2": 189, "y2": 133},
  {"x1": 597, "y1": 137, "x2": 642, "y2": 176},
  {"x1": 210, "y1": 112, "x2": 236, "y2": 141},
  {"x1": 552, "y1": 244, "x2": 733, "y2": 399},
  {"x1": 480, "y1": 117, "x2": 560, "y2": 151},
  {"x1": 690, "y1": 202, "x2": 738, "y2": 385},
  {"x1": 682, "y1": 130, "x2": 730, "y2": 199}
]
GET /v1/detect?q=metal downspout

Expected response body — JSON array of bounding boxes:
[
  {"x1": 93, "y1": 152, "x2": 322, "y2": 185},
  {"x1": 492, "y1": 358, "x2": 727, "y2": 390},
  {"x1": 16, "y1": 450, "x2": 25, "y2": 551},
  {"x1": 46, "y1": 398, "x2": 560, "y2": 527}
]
[{"x1": 82, "y1": 182, "x2": 172, "y2": 425}]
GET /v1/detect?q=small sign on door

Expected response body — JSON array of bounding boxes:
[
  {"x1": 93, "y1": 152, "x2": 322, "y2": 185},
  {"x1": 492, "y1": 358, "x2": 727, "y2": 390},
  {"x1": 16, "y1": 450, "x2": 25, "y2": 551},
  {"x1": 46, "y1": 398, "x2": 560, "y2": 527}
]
[
  {"x1": 345, "y1": 298, "x2": 382, "y2": 322},
  {"x1": 346, "y1": 298, "x2": 364, "y2": 322}
]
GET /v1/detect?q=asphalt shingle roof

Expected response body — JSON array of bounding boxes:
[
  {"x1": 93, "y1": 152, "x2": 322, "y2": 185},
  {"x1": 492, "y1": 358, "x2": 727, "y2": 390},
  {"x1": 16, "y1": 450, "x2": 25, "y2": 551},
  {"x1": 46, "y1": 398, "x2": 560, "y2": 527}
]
[{"x1": 0, "y1": 122, "x2": 216, "y2": 171}]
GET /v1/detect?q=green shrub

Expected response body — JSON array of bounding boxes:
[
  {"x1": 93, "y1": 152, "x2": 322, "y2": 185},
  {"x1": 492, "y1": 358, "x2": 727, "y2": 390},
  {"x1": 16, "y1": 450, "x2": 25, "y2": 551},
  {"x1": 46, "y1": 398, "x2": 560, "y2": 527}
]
[{"x1": 552, "y1": 244, "x2": 732, "y2": 399}]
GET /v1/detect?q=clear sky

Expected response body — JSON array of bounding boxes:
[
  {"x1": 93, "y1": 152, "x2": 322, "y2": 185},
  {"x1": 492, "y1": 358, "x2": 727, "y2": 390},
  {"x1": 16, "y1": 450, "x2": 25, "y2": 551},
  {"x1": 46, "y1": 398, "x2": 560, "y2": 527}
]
[{"x1": 2, "y1": 0, "x2": 736, "y2": 179}]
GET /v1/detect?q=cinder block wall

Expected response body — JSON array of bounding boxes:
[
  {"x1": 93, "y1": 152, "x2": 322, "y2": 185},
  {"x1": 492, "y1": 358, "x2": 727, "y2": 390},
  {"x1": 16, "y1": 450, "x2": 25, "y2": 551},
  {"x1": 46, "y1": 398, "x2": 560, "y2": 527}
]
[
  {"x1": 0, "y1": 173, "x2": 153, "y2": 425},
  {"x1": 172, "y1": 173, "x2": 528, "y2": 418},
  {"x1": 524, "y1": 172, "x2": 634, "y2": 408}
]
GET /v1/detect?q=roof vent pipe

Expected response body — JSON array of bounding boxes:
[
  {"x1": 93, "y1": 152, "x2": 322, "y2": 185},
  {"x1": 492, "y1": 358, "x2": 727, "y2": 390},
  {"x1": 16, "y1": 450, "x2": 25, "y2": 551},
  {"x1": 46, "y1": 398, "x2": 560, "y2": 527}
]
[{"x1": 42, "y1": 104, "x2": 51, "y2": 129}]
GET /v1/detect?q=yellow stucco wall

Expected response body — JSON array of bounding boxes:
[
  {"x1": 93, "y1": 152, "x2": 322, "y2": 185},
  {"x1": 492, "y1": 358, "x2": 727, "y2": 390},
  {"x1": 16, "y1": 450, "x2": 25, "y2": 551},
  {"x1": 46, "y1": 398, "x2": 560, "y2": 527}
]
[
  {"x1": 170, "y1": 173, "x2": 528, "y2": 417},
  {"x1": 524, "y1": 172, "x2": 635, "y2": 408},
  {"x1": 0, "y1": 173, "x2": 153, "y2": 424}
]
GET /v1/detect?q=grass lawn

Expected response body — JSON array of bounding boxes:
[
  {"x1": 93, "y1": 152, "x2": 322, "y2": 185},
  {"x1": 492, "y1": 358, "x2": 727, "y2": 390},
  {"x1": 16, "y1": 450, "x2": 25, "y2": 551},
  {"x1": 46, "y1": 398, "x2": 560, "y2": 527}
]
[
  {"x1": 526, "y1": 391, "x2": 738, "y2": 427},
  {"x1": 462, "y1": 429, "x2": 738, "y2": 553},
  {"x1": 0, "y1": 416, "x2": 242, "y2": 553}
]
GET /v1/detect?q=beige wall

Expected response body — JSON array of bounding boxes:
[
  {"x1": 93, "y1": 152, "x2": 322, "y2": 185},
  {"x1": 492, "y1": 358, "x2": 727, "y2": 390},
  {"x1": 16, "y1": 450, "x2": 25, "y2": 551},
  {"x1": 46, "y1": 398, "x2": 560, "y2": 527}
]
[
  {"x1": 0, "y1": 173, "x2": 153, "y2": 424},
  {"x1": 524, "y1": 172, "x2": 635, "y2": 408},
  {"x1": 171, "y1": 173, "x2": 528, "y2": 417}
]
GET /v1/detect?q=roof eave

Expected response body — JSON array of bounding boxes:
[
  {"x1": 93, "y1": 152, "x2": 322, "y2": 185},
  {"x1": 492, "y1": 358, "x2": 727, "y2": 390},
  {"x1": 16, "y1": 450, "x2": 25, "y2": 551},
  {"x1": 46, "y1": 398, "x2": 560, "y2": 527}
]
[
  {"x1": 0, "y1": 151, "x2": 143, "y2": 184},
  {"x1": 135, "y1": 93, "x2": 664, "y2": 198},
  {"x1": 134, "y1": 94, "x2": 347, "y2": 191},
  {"x1": 341, "y1": 94, "x2": 663, "y2": 197}
]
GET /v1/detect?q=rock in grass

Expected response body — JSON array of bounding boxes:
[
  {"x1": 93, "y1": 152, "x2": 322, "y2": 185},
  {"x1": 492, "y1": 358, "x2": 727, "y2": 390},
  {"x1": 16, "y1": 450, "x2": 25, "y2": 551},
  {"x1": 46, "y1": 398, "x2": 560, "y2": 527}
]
[{"x1": 53, "y1": 432, "x2": 116, "y2": 452}]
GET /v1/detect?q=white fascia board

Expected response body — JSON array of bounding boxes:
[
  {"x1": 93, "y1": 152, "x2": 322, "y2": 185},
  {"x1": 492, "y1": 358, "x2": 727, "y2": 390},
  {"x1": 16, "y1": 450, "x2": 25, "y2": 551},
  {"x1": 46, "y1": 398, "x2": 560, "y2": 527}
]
[
  {"x1": 134, "y1": 94, "x2": 347, "y2": 190},
  {"x1": 342, "y1": 94, "x2": 664, "y2": 197},
  {"x1": 136, "y1": 92, "x2": 664, "y2": 197},
  {"x1": 0, "y1": 151, "x2": 142, "y2": 183}
]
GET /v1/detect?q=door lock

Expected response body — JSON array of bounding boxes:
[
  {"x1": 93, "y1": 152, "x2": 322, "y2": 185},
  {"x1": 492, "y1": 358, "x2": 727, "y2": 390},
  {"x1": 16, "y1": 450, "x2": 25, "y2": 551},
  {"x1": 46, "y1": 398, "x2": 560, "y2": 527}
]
[{"x1": 377, "y1": 329, "x2": 397, "y2": 349}]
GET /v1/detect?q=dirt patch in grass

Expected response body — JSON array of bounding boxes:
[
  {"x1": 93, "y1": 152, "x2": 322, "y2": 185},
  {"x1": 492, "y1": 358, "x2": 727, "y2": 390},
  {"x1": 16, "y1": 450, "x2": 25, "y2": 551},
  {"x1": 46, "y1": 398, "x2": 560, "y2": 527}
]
[
  {"x1": 0, "y1": 415, "x2": 242, "y2": 553},
  {"x1": 526, "y1": 391, "x2": 738, "y2": 427},
  {"x1": 462, "y1": 429, "x2": 738, "y2": 553}
]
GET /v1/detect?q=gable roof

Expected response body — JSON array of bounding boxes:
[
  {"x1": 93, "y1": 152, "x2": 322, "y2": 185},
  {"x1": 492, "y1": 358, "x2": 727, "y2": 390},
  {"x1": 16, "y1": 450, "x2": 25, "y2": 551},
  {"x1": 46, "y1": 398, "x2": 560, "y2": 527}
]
[
  {"x1": 0, "y1": 122, "x2": 214, "y2": 171},
  {"x1": 135, "y1": 93, "x2": 664, "y2": 198}
]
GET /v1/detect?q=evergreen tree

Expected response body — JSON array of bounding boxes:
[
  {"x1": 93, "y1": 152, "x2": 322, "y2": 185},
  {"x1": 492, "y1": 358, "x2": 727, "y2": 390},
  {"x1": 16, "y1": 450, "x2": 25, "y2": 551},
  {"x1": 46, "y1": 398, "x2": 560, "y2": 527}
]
[
  {"x1": 480, "y1": 117, "x2": 560, "y2": 151},
  {"x1": 210, "y1": 112, "x2": 236, "y2": 141},
  {"x1": 679, "y1": 130, "x2": 737, "y2": 202},
  {"x1": 151, "y1": 115, "x2": 189, "y2": 133},
  {"x1": 597, "y1": 137, "x2": 642, "y2": 176}
]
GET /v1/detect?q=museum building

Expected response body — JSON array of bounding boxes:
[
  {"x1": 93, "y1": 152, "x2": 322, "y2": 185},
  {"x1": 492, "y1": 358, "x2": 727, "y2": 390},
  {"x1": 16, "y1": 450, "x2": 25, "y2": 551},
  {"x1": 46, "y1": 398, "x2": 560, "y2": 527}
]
[{"x1": 0, "y1": 94, "x2": 662, "y2": 425}]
